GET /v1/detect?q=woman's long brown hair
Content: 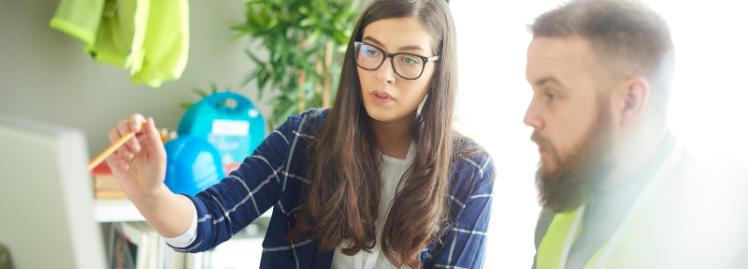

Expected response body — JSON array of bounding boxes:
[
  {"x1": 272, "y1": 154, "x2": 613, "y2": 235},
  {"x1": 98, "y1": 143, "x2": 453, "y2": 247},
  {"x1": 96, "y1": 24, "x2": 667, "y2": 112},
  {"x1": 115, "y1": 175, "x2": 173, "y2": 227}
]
[{"x1": 289, "y1": 0, "x2": 459, "y2": 267}]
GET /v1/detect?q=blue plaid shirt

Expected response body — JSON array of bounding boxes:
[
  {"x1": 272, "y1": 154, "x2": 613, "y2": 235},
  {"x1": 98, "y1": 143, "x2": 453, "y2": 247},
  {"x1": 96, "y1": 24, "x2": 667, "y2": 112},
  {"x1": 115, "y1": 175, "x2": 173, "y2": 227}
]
[{"x1": 172, "y1": 109, "x2": 495, "y2": 269}]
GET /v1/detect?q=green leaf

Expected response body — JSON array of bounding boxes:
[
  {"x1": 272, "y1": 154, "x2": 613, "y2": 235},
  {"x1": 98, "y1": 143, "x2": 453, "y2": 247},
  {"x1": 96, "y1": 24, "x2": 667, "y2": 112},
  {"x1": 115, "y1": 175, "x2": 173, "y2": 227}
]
[
  {"x1": 234, "y1": 0, "x2": 355, "y2": 125},
  {"x1": 299, "y1": 17, "x2": 315, "y2": 27},
  {"x1": 179, "y1": 102, "x2": 193, "y2": 109},
  {"x1": 192, "y1": 87, "x2": 208, "y2": 97}
]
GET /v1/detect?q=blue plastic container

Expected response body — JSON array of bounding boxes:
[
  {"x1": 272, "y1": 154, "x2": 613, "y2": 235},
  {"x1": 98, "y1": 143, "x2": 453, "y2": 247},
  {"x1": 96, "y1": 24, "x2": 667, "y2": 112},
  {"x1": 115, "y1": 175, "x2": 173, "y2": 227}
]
[
  {"x1": 177, "y1": 92, "x2": 266, "y2": 174},
  {"x1": 164, "y1": 135, "x2": 225, "y2": 196}
]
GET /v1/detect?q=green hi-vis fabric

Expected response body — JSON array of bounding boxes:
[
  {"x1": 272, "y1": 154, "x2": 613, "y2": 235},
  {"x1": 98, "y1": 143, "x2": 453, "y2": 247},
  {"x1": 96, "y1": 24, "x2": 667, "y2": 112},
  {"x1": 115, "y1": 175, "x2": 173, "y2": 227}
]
[
  {"x1": 535, "y1": 206, "x2": 612, "y2": 269},
  {"x1": 49, "y1": 0, "x2": 105, "y2": 46},
  {"x1": 87, "y1": 0, "x2": 148, "y2": 72},
  {"x1": 536, "y1": 206, "x2": 584, "y2": 269},
  {"x1": 130, "y1": 0, "x2": 189, "y2": 87},
  {"x1": 49, "y1": 0, "x2": 189, "y2": 88},
  {"x1": 535, "y1": 145, "x2": 692, "y2": 269}
]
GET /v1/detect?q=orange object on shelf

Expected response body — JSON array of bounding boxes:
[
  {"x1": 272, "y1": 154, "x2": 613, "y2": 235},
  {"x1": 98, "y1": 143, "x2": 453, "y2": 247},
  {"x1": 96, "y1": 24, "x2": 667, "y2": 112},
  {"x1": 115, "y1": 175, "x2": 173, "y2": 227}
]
[{"x1": 91, "y1": 163, "x2": 127, "y2": 200}]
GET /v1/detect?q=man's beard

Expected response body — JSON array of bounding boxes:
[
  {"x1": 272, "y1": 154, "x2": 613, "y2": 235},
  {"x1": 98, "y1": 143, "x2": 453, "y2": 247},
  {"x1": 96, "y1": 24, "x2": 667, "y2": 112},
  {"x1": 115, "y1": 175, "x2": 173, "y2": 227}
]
[{"x1": 534, "y1": 102, "x2": 615, "y2": 213}]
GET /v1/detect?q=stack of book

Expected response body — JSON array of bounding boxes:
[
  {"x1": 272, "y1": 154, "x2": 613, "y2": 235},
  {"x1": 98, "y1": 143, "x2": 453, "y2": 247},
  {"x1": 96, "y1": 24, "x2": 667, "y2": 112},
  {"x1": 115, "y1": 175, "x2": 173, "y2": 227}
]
[{"x1": 91, "y1": 163, "x2": 127, "y2": 199}]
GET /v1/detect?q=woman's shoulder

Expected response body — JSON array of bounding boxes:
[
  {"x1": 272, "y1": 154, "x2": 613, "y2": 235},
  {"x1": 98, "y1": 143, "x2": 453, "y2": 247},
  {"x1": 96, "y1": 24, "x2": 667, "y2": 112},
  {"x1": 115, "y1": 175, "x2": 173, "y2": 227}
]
[
  {"x1": 452, "y1": 135, "x2": 493, "y2": 174},
  {"x1": 447, "y1": 135, "x2": 495, "y2": 214},
  {"x1": 277, "y1": 108, "x2": 330, "y2": 135},
  {"x1": 450, "y1": 134, "x2": 495, "y2": 187}
]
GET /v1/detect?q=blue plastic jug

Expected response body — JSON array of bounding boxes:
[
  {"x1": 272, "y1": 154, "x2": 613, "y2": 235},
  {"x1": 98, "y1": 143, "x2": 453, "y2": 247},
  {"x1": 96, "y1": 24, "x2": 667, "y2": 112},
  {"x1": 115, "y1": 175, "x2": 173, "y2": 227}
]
[
  {"x1": 164, "y1": 135, "x2": 225, "y2": 196},
  {"x1": 177, "y1": 92, "x2": 266, "y2": 174}
]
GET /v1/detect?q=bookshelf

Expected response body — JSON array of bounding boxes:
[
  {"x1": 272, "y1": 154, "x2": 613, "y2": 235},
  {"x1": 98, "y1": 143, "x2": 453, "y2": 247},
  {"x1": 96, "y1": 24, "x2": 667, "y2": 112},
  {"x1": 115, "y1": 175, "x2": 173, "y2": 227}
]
[
  {"x1": 95, "y1": 199, "x2": 271, "y2": 268},
  {"x1": 88, "y1": 152, "x2": 274, "y2": 267},
  {"x1": 94, "y1": 199, "x2": 274, "y2": 223},
  {"x1": 94, "y1": 199, "x2": 145, "y2": 222}
]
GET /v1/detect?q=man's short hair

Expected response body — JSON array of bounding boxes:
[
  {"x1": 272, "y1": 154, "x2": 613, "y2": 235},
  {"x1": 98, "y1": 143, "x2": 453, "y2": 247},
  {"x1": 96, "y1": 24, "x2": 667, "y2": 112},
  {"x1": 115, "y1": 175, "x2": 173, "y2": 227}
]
[{"x1": 531, "y1": 0, "x2": 674, "y2": 113}]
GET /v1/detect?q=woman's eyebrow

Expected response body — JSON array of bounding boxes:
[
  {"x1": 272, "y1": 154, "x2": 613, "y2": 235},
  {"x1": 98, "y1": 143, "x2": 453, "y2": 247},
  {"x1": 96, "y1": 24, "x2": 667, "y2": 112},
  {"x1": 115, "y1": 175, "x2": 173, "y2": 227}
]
[{"x1": 363, "y1": 36, "x2": 425, "y2": 52}]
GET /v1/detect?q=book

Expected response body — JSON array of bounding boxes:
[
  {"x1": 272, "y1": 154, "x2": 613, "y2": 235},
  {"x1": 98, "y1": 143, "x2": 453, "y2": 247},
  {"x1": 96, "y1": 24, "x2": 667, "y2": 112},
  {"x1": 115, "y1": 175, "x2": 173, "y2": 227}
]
[
  {"x1": 92, "y1": 163, "x2": 118, "y2": 188},
  {"x1": 109, "y1": 223, "x2": 138, "y2": 269},
  {"x1": 114, "y1": 222, "x2": 162, "y2": 269},
  {"x1": 91, "y1": 163, "x2": 128, "y2": 200},
  {"x1": 95, "y1": 189, "x2": 128, "y2": 199},
  {"x1": 107, "y1": 221, "x2": 199, "y2": 269}
]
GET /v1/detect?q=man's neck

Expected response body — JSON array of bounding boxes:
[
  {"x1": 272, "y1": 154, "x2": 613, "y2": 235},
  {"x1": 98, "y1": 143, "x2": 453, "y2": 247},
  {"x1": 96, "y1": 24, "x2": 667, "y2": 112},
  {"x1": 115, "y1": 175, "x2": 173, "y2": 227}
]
[{"x1": 602, "y1": 126, "x2": 670, "y2": 189}]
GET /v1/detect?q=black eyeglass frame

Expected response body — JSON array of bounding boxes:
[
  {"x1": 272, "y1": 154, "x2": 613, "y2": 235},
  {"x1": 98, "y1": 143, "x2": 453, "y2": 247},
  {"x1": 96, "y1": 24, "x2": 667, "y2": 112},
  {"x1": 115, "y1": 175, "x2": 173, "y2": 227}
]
[{"x1": 353, "y1": 41, "x2": 440, "y2": 80}]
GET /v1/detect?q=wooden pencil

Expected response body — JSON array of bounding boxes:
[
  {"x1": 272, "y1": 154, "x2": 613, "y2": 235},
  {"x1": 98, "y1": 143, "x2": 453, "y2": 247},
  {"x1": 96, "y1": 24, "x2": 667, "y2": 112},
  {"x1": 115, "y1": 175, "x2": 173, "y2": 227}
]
[{"x1": 87, "y1": 122, "x2": 146, "y2": 171}]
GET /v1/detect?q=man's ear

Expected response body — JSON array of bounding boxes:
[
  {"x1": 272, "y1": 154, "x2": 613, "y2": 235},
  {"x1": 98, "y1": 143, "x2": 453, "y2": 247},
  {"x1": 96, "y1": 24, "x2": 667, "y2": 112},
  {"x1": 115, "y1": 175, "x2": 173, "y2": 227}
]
[{"x1": 619, "y1": 76, "x2": 650, "y2": 126}]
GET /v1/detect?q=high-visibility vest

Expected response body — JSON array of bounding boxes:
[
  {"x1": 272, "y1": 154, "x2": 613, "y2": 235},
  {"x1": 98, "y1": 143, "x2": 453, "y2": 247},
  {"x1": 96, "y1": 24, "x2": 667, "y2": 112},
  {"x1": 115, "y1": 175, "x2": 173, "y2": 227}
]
[{"x1": 536, "y1": 146, "x2": 685, "y2": 269}]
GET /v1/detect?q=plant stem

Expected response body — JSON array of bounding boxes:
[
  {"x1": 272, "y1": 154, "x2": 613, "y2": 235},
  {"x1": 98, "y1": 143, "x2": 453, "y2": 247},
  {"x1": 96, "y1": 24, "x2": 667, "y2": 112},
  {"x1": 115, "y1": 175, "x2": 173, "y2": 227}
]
[{"x1": 323, "y1": 42, "x2": 334, "y2": 107}]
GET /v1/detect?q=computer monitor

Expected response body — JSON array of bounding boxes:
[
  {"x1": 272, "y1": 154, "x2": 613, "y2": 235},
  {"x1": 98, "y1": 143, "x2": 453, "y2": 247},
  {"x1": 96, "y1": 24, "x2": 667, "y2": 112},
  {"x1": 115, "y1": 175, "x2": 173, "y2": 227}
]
[{"x1": 0, "y1": 115, "x2": 106, "y2": 269}]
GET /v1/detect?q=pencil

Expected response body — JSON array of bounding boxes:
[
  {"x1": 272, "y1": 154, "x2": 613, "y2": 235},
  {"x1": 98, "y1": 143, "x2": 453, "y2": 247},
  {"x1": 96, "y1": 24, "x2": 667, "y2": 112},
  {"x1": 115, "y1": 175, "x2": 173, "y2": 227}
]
[{"x1": 87, "y1": 122, "x2": 146, "y2": 171}]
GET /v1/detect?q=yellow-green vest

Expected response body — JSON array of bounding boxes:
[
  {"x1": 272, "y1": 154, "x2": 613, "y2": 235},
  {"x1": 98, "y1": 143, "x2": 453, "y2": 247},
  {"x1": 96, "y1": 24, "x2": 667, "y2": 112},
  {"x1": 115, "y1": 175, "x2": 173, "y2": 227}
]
[{"x1": 536, "y1": 146, "x2": 685, "y2": 269}]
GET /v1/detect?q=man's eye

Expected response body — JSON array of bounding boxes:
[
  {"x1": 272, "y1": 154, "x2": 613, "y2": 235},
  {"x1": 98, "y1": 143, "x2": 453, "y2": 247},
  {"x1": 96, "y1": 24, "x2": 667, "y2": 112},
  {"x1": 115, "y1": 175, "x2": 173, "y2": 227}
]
[{"x1": 544, "y1": 92, "x2": 556, "y2": 102}]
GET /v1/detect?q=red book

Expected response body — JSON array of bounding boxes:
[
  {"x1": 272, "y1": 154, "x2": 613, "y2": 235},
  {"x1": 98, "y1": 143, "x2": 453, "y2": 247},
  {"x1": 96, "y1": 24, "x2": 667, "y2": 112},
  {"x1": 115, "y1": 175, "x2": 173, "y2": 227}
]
[{"x1": 91, "y1": 163, "x2": 126, "y2": 199}]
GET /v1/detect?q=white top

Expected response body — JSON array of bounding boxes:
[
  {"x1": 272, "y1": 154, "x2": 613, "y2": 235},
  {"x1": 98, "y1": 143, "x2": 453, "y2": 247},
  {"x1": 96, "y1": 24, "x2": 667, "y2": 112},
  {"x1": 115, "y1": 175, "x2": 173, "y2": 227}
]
[
  {"x1": 331, "y1": 142, "x2": 416, "y2": 269},
  {"x1": 165, "y1": 143, "x2": 416, "y2": 269},
  {"x1": 163, "y1": 206, "x2": 198, "y2": 247}
]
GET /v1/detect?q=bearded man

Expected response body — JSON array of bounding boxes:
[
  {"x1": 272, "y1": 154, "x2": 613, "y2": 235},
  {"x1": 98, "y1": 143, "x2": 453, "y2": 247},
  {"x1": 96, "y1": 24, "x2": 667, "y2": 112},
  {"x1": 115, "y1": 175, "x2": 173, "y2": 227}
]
[{"x1": 524, "y1": 1, "x2": 748, "y2": 268}]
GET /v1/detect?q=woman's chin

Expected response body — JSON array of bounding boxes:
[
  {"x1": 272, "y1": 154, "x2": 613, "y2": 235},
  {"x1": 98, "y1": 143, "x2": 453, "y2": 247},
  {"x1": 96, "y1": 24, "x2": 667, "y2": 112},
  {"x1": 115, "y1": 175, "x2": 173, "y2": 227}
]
[{"x1": 364, "y1": 105, "x2": 399, "y2": 123}]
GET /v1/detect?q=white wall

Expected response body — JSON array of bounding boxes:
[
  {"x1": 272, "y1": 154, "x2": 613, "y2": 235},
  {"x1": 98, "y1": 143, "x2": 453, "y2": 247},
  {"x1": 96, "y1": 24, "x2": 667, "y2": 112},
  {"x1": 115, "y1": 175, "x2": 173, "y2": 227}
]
[
  {"x1": 452, "y1": 0, "x2": 748, "y2": 267},
  {"x1": 0, "y1": 0, "x2": 268, "y2": 156}
]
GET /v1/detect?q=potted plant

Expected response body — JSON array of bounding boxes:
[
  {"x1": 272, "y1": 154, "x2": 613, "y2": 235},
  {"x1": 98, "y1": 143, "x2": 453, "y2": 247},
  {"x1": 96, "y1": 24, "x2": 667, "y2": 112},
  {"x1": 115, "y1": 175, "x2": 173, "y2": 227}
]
[{"x1": 233, "y1": 0, "x2": 360, "y2": 128}]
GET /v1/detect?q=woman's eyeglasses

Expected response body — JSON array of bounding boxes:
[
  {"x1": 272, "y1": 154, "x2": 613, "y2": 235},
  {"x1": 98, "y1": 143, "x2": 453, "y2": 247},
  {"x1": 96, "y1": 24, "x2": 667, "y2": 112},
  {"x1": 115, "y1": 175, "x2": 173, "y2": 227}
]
[{"x1": 354, "y1": 41, "x2": 440, "y2": 80}]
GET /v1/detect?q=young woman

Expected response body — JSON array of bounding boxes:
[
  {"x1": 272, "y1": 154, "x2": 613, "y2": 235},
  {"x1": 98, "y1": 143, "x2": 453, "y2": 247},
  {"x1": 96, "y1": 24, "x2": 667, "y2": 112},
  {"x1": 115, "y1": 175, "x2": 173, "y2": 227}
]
[{"x1": 106, "y1": 0, "x2": 494, "y2": 268}]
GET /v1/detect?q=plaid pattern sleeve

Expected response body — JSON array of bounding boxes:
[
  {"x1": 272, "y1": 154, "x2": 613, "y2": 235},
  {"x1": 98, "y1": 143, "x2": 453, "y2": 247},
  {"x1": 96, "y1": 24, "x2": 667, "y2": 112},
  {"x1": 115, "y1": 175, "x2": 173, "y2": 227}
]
[
  {"x1": 169, "y1": 111, "x2": 304, "y2": 253},
  {"x1": 425, "y1": 153, "x2": 495, "y2": 269}
]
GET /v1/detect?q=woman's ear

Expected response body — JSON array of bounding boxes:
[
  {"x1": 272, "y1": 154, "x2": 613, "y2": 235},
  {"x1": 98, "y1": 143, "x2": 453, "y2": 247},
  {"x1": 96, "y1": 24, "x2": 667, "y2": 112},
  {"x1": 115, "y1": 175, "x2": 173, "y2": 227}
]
[{"x1": 619, "y1": 76, "x2": 650, "y2": 126}]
